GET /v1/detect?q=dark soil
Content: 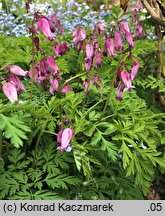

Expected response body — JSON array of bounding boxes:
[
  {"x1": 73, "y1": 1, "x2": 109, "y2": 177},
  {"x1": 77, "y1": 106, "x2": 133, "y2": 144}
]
[{"x1": 146, "y1": 174, "x2": 165, "y2": 200}]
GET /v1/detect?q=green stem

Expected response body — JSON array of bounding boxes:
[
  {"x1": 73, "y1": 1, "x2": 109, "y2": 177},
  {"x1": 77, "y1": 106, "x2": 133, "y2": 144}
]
[
  {"x1": 83, "y1": 99, "x2": 104, "y2": 117},
  {"x1": 60, "y1": 73, "x2": 84, "y2": 90},
  {"x1": 102, "y1": 65, "x2": 120, "y2": 114},
  {"x1": 43, "y1": 131, "x2": 57, "y2": 136},
  {"x1": 81, "y1": 76, "x2": 91, "y2": 110},
  {"x1": 0, "y1": 130, "x2": 2, "y2": 159},
  {"x1": 102, "y1": 79, "x2": 115, "y2": 113},
  {"x1": 32, "y1": 123, "x2": 47, "y2": 168},
  {"x1": 76, "y1": 99, "x2": 104, "y2": 134},
  {"x1": 96, "y1": 113, "x2": 116, "y2": 124},
  {"x1": 81, "y1": 59, "x2": 97, "y2": 111},
  {"x1": 30, "y1": 20, "x2": 35, "y2": 101}
]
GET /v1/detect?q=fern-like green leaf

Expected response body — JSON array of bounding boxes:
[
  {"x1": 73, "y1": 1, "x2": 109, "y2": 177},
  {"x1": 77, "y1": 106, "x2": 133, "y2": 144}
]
[
  {"x1": 45, "y1": 173, "x2": 81, "y2": 189},
  {"x1": 0, "y1": 114, "x2": 31, "y2": 147},
  {"x1": 101, "y1": 137, "x2": 118, "y2": 161}
]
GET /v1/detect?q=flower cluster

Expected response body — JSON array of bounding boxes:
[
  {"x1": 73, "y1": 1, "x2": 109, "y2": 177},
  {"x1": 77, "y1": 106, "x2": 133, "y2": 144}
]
[
  {"x1": 114, "y1": 60, "x2": 140, "y2": 101},
  {"x1": 2, "y1": 65, "x2": 27, "y2": 103},
  {"x1": 27, "y1": 13, "x2": 71, "y2": 96},
  {"x1": 71, "y1": 16, "x2": 140, "y2": 99},
  {"x1": 131, "y1": 1, "x2": 146, "y2": 38},
  {"x1": 0, "y1": 2, "x2": 144, "y2": 153}
]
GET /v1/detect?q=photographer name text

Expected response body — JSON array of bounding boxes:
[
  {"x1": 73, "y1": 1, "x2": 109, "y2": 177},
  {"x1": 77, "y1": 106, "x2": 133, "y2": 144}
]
[{"x1": 18, "y1": 202, "x2": 114, "y2": 212}]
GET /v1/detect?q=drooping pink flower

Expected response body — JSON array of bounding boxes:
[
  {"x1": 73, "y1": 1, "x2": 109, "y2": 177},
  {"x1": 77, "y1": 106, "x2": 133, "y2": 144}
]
[
  {"x1": 84, "y1": 57, "x2": 93, "y2": 71},
  {"x1": 134, "y1": 21, "x2": 146, "y2": 38},
  {"x1": 72, "y1": 28, "x2": 86, "y2": 44},
  {"x1": 131, "y1": 60, "x2": 140, "y2": 80},
  {"x1": 114, "y1": 32, "x2": 123, "y2": 51},
  {"x1": 10, "y1": 65, "x2": 27, "y2": 76},
  {"x1": 60, "y1": 41, "x2": 69, "y2": 54},
  {"x1": 114, "y1": 80, "x2": 119, "y2": 88},
  {"x1": 78, "y1": 28, "x2": 86, "y2": 41},
  {"x1": 114, "y1": 69, "x2": 122, "y2": 88},
  {"x1": 77, "y1": 41, "x2": 84, "y2": 51},
  {"x1": 53, "y1": 45, "x2": 60, "y2": 57},
  {"x1": 9, "y1": 75, "x2": 25, "y2": 95},
  {"x1": 86, "y1": 44, "x2": 94, "y2": 59},
  {"x1": 95, "y1": 51, "x2": 103, "y2": 67},
  {"x1": 120, "y1": 22, "x2": 130, "y2": 34},
  {"x1": 57, "y1": 129, "x2": 64, "y2": 144},
  {"x1": 116, "y1": 83, "x2": 125, "y2": 101},
  {"x1": 37, "y1": 17, "x2": 53, "y2": 39},
  {"x1": 57, "y1": 128, "x2": 74, "y2": 152},
  {"x1": 91, "y1": 75, "x2": 101, "y2": 88},
  {"x1": 82, "y1": 80, "x2": 88, "y2": 87},
  {"x1": 49, "y1": 79, "x2": 59, "y2": 94},
  {"x1": 72, "y1": 28, "x2": 80, "y2": 43},
  {"x1": 93, "y1": 41, "x2": 99, "y2": 53},
  {"x1": 121, "y1": 71, "x2": 134, "y2": 91},
  {"x1": 137, "y1": 1, "x2": 143, "y2": 10},
  {"x1": 29, "y1": 66, "x2": 40, "y2": 83},
  {"x1": 83, "y1": 75, "x2": 101, "y2": 92},
  {"x1": 39, "y1": 59, "x2": 50, "y2": 81},
  {"x1": 53, "y1": 41, "x2": 68, "y2": 57},
  {"x1": 104, "y1": 38, "x2": 115, "y2": 58},
  {"x1": 132, "y1": 10, "x2": 138, "y2": 23},
  {"x1": 33, "y1": 37, "x2": 40, "y2": 51},
  {"x1": 61, "y1": 85, "x2": 71, "y2": 94},
  {"x1": 47, "y1": 56, "x2": 59, "y2": 75},
  {"x1": 98, "y1": 21, "x2": 104, "y2": 32},
  {"x1": 49, "y1": 14, "x2": 64, "y2": 34},
  {"x1": 83, "y1": 81, "x2": 90, "y2": 92},
  {"x1": 131, "y1": 6, "x2": 137, "y2": 11},
  {"x1": 2, "y1": 82, "x2": 18, "y2": 103},
  {"x1": 125, "y1": 31, "x2": 134, "y2": 47},
  {"x1": 116, "y1": 69, "x2": 122, "y2": 80}
]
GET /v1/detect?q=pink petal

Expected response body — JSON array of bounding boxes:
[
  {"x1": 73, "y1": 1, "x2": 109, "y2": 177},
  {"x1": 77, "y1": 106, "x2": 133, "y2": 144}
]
[
  {"x1": 37, "y1": 17, "x2": 53, "y2": 38},
  {"x1": 58, "y1": 128, "x2": 74, "y2": 152},
  {"x1": 61, "y1": 85, "x2": 71, "y2": 94},
  {"x1": 84, "y1": 57, "x2": 93, "y2": 71},
  {"x1": 29, "y1": 66, "x2": 40, "y2": 83},
  {"x1": 131, "y1": 60, "x2": 140, "y2": 80},
  {"x1": 10, "y1": 65, "x2": 27, "y2": 76},
  {"x1": 57, "y1": 129, "x2": 64, "y2": 144},
  {"x1": 120, "y1": 22, "x2": 130, "y2": 34},
  {"x1": 121, "y1": 71, "x2": 134, "y2": 90},
  {"x1": 49, "y1": 79, "x2": 59, "y2": 94},
  {"x1": 108, "y1": 38, "x2": 115, "y2": 57},
  {"x1": 114, "y1": 32, "x2": 123, "y2": 51},
  {"x1": 98, "y1": 21, "x2": 104, "y2": 32},
  {"x1": 125, "y1": 31, "x2": 134, "y2": 47},
  {"x1": 116, "y1": 83, "x2": 125, "y2": 101},
  {"x1": 95, "y1": 51, "x2": 103, "y2": 67},
  {"x1": 2, "y1": 82, "x2": 18, "y2": 103},
  {"x1": 9, "y1": 76, "x2": 25, "y2": 94},
  {"x1": 86, "y1": 44, "x2": 94, "y2": 59},
  {"x1": 47, "y1": 56, "x2": 59, "y2": 74}
]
